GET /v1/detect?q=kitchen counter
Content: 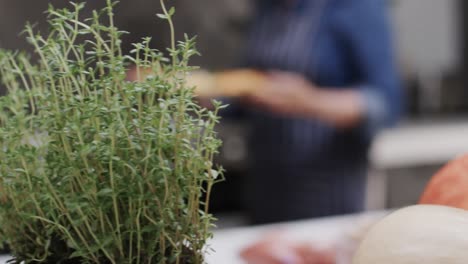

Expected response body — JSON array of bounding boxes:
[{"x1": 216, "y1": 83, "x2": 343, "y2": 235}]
[
  {"x1": 370, "y1": 119, "x2": 468, "y2": 169},
  {"x1": 206, "y1": 210, "x2": 388, "y2": 264}
]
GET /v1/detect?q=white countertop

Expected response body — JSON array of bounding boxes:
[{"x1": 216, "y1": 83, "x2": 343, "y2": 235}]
[
  {"x1": 370, "y1": 119, "x2": 468, "y2": 169},
  {"x1": 206, "y1": 211, "x2": 388, "y2": 264}
]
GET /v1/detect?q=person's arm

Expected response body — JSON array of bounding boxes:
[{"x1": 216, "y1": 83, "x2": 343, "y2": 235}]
[
  {"x1": 306, "y1": 88, "x2": 365, "y2": 128},
  {"x1": 246, "y1": 71, "x2": 365, "y2": 128},
  {"x1": 339, "y1": 0, "x2": 403, "y2": 137}
]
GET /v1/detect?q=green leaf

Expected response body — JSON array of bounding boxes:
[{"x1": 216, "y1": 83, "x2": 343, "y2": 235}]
[
  {"x1": 97, "y1": 188, "x2": 113, "y2": 197},
  {"x1": 156, "y1": 13, "x2": 167, "y2": 19},
  {"x1": 168, "y1": 7, "x2": 175, "y2": 16}
]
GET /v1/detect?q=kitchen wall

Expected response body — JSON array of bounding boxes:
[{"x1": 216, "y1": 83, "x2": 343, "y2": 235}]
[
  {"x1": 0, "y1": 0, "x2": 253, "y2": 68},
  {"x1": 390, "y1": 0, "x2": 465, "y2": 115}
]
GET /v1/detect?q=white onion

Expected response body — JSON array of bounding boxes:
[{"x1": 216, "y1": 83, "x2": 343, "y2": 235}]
[{"x1": 353, "y1": 205, "x2": 468, "y2": 264}]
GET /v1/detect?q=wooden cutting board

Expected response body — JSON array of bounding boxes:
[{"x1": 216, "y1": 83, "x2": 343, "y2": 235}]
[
  {"x1": 187, "y1": 69, "x2": 267, "y2": 97},
  {"x1": 128, "y1": 67, "x2": 267, "y2": 97}
]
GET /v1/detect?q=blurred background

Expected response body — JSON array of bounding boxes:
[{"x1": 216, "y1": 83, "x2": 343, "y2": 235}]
[{"x1": 1, "y1": 0, "x2": 468, "y2": 228}]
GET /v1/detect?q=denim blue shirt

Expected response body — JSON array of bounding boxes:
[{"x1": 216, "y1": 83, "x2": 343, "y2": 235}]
[{"x1": 231, "y1": 0, "x2": 403, "y2": 166}]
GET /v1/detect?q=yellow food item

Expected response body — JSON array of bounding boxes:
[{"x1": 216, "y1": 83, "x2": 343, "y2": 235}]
[
  {"x1": 127, "y1": 66, "x2": 266, "y2": 97},
  {"x1": 188, "y1": 69, "x2": 267, "y2": 97}
]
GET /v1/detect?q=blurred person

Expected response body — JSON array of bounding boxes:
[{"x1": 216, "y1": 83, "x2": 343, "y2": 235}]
[{"x1": 226, "y1": 0, "x2": 403, "y2": 224}]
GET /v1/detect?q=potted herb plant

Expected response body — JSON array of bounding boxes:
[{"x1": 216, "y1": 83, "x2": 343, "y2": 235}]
[{"x1": 0, "y1": 0, "x2": 224, "y2": 263}]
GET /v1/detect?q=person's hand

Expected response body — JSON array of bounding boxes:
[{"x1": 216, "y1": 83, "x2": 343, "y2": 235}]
[{"x1": 245, "y1": 71, "x2": 317, "y2": 117}]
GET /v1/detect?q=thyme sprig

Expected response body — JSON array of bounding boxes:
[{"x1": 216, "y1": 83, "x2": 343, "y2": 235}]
[{"x1": 0, "y1": 1, "x2": 224, "y2": 263}]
